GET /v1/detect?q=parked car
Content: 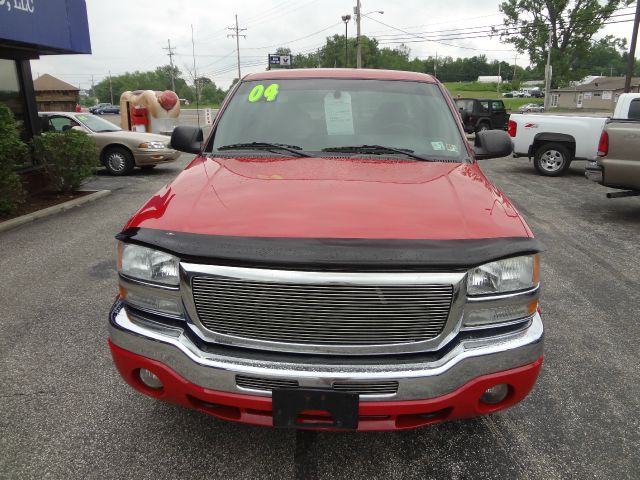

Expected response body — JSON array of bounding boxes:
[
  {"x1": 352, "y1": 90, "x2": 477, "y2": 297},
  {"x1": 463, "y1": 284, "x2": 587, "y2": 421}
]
[
  {"x1": 95, "y1": 104, "x2": 120, "y2": 115},
  {"x1": 109, "y1": 69, "x2": 544, "y2": 431},
  {"x1": 502, "y1": 92, "x2": 514, "y2": 98},
  {"x1": 586, "y1": 93, "x2": 640, "y2": 198},
  {"x1": 39, "y1": 112, "x2": 180, "y2": 175},
  {"x1": 89, "y1": 102, "x2": 110, "y2": 114},
  {"x1": 518, "y1": 103, "x2": 545, "y2": 113},
  {"x1": 509, "y1": 112, "x2": 607, "y2": 176},
  {"x1": 455, "y1": 98, "x2": 510, "y2": 134}
]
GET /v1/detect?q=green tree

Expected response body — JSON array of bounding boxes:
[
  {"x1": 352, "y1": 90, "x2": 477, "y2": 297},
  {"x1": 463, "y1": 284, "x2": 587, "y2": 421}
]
[{"x1": 498, "y1": 0, "x2": 632, "y2": 85}]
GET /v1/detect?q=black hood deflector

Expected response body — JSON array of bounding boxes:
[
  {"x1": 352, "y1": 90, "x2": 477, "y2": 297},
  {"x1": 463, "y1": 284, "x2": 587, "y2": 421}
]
[{"x1": 116, "y1": 228, "x2": 544, "y2": 271}]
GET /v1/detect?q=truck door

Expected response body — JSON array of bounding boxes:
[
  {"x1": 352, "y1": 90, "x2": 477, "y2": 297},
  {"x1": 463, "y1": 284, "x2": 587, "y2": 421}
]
[{"x1": 490, "y1": 101, "x2": 508, "y2": 130}]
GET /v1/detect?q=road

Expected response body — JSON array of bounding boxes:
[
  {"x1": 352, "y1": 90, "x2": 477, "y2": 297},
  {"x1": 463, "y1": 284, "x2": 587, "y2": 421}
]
[{"x1": 1, "y1": 155, "x2": 639, "y2": 479}]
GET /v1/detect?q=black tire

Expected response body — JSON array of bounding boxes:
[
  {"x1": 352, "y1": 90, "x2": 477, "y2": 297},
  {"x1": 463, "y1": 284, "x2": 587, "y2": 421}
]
[
  {"x1": 103, "y1": 146, "x2": 135, "y2": 176},
  {"x1": 475, "y1": 122, "x2": 490, "y2": 134},
  {"x1": 533, "y1": 143, "x2": 572, "y2": 177},
  {"x1": 140, "y1": 165, "x2": 157, "y2": 171}
]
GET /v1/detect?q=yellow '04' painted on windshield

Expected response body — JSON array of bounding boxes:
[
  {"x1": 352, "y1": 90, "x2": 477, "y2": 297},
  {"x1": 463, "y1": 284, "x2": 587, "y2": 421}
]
[{"x1": 248, "y1": 84, "x2": 280, "y2": 103}]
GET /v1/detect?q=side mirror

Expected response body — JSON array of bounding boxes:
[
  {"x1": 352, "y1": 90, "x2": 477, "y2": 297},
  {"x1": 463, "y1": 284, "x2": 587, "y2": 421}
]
[
  {"x1": 170, "y1": 125, "x2": 203, "y2": 154},
  {"x1": 473, "y1": 130, "x2": 513, "y2": 160}
]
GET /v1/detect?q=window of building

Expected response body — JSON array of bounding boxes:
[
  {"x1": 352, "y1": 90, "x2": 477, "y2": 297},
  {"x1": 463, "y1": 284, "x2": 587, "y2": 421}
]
[{"x1": 550, "y1": 94, "x2": 559, "y2": 107}]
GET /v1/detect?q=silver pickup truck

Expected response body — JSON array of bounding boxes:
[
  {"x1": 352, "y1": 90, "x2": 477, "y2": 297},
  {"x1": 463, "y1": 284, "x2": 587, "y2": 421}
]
[{"x1": 586, "y1": 93, "x2": 640, "y2": 198}]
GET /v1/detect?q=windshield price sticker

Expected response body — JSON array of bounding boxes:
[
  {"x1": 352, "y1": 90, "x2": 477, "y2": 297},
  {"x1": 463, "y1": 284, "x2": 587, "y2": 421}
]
[
  {"x1": 248, "y1": 84, "x2": 280, "y2": 103},
  {"x1": 324, "y1": 91, "x2": 355, "y2": 136}
]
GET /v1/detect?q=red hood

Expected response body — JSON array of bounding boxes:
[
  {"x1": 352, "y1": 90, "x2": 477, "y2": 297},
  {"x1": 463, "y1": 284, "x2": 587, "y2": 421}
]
[{"x1": 125, "y1": 156, "x2": 532, "y2": 240}]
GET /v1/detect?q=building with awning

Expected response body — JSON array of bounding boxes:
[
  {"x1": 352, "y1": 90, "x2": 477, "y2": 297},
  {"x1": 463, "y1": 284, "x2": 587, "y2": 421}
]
[{"x1": 0, "y1": 0, "x2": 91, "y2": 146}]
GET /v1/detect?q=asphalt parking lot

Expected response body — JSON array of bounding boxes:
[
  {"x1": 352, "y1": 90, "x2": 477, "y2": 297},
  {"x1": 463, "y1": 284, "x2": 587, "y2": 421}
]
[{"x1": 1, "y1": 154, "x2": 639, "y2": 479}]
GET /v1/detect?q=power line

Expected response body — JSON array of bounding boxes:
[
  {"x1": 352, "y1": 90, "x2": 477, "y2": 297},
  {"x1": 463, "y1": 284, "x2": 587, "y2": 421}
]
[
  {"x1": 227, "y1": 14, "x2": 247, "y2": 80},
  {"x1": 374, "y1": 9, "x2": 637, "y2": 42},
  {"x1": 243, "y1": 21, "x2": 343, "y2": 51}
]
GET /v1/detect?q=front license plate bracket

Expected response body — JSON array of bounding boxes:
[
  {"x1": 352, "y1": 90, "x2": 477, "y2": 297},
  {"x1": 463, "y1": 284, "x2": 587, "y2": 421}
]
[{"x1": 272, "y1": 389, "x2": 359, "y2": 430}]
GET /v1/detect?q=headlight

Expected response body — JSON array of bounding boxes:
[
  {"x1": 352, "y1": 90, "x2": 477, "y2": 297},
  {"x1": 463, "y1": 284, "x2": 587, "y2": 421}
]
[
  {"x1": 467, "y1": 255, "x2": 538, "y2": 296},
  {"x1": 118, "y1": 242, "x2": 179, "y2": 286},
  {"x1": 139, "y1": 141, "x2": 165, "y2": 149}
]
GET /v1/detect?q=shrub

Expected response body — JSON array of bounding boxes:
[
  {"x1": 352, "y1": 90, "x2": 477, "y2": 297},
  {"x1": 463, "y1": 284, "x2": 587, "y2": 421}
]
[
  {"x1": 32, "y1": 129, "x2": 98, "y2": 193},
  {"x1": 0, "y1": 104, "x2": 27, "y2": 216}
]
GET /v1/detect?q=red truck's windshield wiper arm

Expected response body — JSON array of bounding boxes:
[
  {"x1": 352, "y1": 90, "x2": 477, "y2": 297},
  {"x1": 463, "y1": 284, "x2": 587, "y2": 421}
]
[
  {"x1": 217, "y1": 142, "x2": 312, "y2": 157},
  {"x1": 322, "y1": 145, "x2": 433, "y2": 161}
]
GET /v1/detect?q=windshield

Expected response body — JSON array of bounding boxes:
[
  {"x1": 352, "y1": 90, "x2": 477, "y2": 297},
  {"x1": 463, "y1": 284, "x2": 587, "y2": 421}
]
[
  {"x1": 210, "y1": 78, "x2": 467, "y2": 161},
  {"x1": 76, "y1": 113, "x2": 121, "y2": 132}
]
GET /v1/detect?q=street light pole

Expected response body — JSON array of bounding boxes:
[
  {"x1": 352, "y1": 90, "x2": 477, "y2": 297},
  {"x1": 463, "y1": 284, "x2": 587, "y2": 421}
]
[{"x1": 342, "y1": 15, "x2": 351, "y2": 68}]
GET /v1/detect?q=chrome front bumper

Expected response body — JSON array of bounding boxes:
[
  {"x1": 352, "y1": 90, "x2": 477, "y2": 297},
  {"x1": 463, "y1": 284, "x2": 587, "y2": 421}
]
[
  {"x1": 109, "y1": 302, "x2": 544, "y2": 401},
  {"x1": 133, "y1": 149, "x2": 181, "y2": 165}
]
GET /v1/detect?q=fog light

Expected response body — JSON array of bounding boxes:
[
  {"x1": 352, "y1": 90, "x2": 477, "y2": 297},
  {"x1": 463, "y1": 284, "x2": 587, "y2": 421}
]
[
  {"x1": 480, "y1": 384, "x2": 509, "y2": 405},
  {"x1": 139, "y1": 368, "x2": 163, "y2": 389}
]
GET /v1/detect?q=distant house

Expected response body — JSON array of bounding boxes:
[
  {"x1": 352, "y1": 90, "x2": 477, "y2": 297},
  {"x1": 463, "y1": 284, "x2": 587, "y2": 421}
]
[
  {"x1": 549, "y1": 76, "x2": 640, "y2": 111},
  {"x1": 477, "y1": 76, "x2": 502, "y2": 84},
  {"x1": 33, "y1": 74, "x2": 80, "y2": 112}
]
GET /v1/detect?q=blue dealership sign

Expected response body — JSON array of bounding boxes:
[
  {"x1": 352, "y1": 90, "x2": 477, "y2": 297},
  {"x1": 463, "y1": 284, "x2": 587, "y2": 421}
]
[{"x1": 0, "y1": 0, "x2": 91, "y2": 54}]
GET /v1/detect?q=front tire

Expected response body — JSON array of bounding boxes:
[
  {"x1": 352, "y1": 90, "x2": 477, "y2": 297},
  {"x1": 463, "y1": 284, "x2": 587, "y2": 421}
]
[
  {"x1": 475, "y1": 123, "x2": 490, "y2": 134},
  {"x1": 534, "y1": 143, "x2": 572, "y2": 176},
  {"x1": 104, "y1": 147, "x2": 135, "y2": 176}
]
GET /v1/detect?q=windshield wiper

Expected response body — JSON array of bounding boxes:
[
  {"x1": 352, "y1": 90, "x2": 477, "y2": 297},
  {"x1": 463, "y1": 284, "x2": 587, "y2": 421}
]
[
  {"x1": 321, "y1": 145, "x2": 433, "y2": 161},
  {"x1": 217, "y1": 142, "x2": 312, "y2": 158}
]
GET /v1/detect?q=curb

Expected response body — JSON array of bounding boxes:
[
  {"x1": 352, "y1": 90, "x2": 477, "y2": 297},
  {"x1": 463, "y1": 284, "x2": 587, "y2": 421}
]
[{"x1": 0, "y1": 190, "x2": 111, "y2": 234}]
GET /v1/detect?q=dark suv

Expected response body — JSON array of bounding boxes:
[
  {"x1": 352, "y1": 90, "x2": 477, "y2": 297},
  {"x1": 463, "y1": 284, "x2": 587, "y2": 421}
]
[{"x1": 455, "y1": 98, "x2": 510, "y2": 134}]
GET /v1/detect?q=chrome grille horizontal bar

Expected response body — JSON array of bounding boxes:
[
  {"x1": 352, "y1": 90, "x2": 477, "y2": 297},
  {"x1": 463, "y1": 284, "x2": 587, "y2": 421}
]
[
  {"x1": 235, "y1": 375, "x2": 299, "y2": 390},
  {"x1": 191, "y1": 275, "x2": 453, "y2": 347},
  {"x1": 235, "y1": 375, "x2": 398, "y2": 396},
  {"x1": 332, "y1": 381, "x2": 399, "y2": 395}
]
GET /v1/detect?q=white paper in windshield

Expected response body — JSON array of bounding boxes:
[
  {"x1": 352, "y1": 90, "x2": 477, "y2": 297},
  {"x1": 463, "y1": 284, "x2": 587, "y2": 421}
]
[{"x1": 324, "y1": 92, "x2": 354, "y2": 136}]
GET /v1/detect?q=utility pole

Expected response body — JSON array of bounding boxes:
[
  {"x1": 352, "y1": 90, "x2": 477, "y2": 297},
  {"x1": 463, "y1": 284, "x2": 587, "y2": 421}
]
[
  {"x1": 544, "y1": 33, "x2": 553, "y2": 109},
  {"x1": 108, "y1": 70, "x2": 113, "y2": 105},
  {"x1": 355, "y1": 0, "x2": 362, "y2": 68},
  {"x1": 227, "y1": 14, "x2": 247, "y2": 80},
  {"x1": 512, "y1": 54, "x2": 518, "y2": 83},
  {"x1": 624, "y1": 1, "x2": 640, "y2": 93},
  {"x1": 163, "y1": 39, "x2": 177, "y2": 92}
]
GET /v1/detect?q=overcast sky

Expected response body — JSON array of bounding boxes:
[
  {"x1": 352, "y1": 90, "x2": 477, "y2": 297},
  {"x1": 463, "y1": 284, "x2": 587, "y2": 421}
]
[{"x1": 30, "y1": 0, "x2": 638, "y2": 90}]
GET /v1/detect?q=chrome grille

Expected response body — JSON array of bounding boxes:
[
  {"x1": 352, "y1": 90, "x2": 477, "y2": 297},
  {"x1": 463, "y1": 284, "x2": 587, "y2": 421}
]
[
  {"x1": 191, "y1": 275, "x2": 453, "y2": 347},
  {"x1": 236, "y1": 375, "x2": 299, "y2": 391},
  {"x1": 235, "y1": 375, "x2": 398, "y2": 396},
  {"x1": 332, "y1": 381, "x2": 398, "y2": 395}
]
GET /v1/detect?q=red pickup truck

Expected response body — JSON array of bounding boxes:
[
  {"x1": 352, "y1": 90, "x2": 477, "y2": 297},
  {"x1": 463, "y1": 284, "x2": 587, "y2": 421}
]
[{"x1": 109, "y1": 69, "x2": 544, "y2": 431}]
